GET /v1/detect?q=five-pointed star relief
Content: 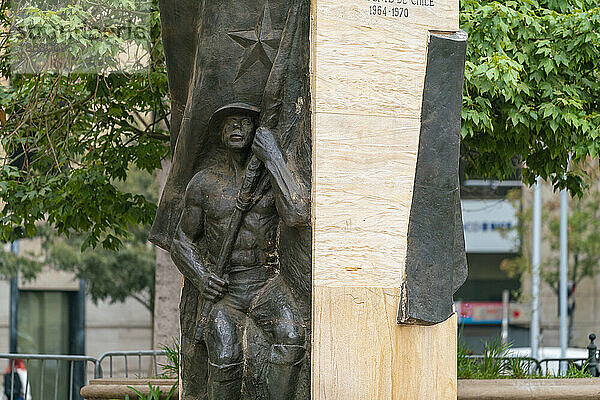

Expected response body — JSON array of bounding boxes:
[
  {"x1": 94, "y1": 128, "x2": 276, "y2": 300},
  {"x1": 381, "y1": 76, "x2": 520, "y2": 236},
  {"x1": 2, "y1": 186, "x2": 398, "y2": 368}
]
[{"x1": 227, "y1": 0, "x2": 282, "y2": 81}]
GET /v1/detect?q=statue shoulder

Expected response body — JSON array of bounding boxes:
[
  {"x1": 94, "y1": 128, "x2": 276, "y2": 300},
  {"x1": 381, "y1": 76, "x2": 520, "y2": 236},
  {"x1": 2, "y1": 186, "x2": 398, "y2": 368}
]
[
  {"x1": 183, "y1": 169, "x2": 210, "y2": 204},
  {"x1": 184, "y1": 165, "x2": 224, "y2": 203}
]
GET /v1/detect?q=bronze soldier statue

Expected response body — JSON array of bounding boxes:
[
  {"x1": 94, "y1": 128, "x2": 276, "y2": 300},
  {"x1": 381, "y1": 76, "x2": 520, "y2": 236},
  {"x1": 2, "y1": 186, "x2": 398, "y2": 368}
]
[
  {"x1": 149, "y1": 0, "x2": 310, "y2": 396},
  {"x1": 170, "y1": 103, "x2": 308, "y2": 399}
]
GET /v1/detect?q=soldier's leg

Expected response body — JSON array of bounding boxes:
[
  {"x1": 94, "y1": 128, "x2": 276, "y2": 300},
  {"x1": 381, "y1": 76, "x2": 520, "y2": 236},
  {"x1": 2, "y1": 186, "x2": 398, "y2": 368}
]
[
  {"x1": 180, "y1": 277, "x2": 208, "y2": 400},
  {"x1": 205, "y1": 301, "x2": 245, "y2": 400},
  {"x1": 250, "y1": 276, "x2": 306, "y2": 399}
]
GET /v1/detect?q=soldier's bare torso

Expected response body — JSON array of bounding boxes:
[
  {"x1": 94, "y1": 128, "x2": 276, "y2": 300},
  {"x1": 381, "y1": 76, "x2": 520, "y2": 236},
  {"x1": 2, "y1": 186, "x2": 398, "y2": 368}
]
[
  {"x1": 169, "y1": 116, "x2": 309, "y2": 399},
  {"x1": 188, "y1": 161, "x2": 279, "y2": 269}
]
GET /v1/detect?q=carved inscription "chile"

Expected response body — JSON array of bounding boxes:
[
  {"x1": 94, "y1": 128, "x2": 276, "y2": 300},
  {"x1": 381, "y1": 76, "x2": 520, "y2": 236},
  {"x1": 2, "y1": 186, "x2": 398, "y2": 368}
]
[{"x1": 368, "y1": 0, "x2": 434, "y2": 18}]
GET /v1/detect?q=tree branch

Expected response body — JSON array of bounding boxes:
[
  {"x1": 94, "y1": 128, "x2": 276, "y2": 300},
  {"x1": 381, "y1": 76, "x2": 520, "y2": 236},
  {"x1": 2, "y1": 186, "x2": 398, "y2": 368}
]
[{"x1": 130, "y1": 292, "x2": 153, "y2": 313}]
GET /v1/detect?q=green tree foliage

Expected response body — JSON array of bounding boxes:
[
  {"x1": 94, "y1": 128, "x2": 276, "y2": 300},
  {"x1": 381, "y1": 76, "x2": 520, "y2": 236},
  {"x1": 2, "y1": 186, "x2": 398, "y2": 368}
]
[
  {"x1": 0, "y1": 168, "x2": 157, "y2": 311},
  {"x1": 0, "y1": 242, "x2": 42, "y2": 281},
  {"x1": 461, "y1": 0, "x2": 600, "y2": 195},
  {"x1": 43, "y1": 223, "x2": 155, "y2": 311},
  {"x1": 0, "y1": 0, "x2": 169, "y2": 250},
  {"x1": 43, "y1": 168, "x2": 158, "y2": 311},
  {"x1": 0, "y1": 0, "x2": 165, "y2": 309}
]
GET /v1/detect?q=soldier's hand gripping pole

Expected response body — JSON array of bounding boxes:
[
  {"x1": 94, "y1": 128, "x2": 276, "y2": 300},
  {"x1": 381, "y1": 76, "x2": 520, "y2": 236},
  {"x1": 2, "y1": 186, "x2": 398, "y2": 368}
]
[
  {"x1": 194, "y1": 0, "x2": 302, "y2": 342},
  {"x1": 195, "y1": 156, "x2": 264, "y2": 341}
]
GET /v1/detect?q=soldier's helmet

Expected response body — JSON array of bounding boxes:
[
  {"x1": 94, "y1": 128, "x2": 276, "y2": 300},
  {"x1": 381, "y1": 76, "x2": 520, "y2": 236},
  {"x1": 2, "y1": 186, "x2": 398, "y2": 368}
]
[{"x1": 208, "y1": 102, "x2": 260, "y2": 134}]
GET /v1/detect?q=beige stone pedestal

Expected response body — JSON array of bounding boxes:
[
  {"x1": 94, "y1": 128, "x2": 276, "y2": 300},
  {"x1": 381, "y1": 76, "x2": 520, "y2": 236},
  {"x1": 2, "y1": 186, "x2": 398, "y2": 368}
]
[{"x1": 310, "y1": 0, "x2": 459, "y2": 398}]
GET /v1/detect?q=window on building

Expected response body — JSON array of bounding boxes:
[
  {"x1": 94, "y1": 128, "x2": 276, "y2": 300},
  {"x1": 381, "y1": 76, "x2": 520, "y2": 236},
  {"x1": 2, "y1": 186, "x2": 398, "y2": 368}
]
[{"x1": 16, "y1": 290, "x2": 83, "y2": 399}]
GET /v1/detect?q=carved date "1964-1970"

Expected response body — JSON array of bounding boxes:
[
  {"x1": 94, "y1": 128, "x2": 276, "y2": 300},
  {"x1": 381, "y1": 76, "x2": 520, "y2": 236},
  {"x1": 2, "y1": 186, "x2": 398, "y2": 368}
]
[
  {"x1": 369, "y1": 0, "x2": 434, "y2": 18},
  {"x1": 369, "y1": 5, "x2": 407, "y2": 17}
]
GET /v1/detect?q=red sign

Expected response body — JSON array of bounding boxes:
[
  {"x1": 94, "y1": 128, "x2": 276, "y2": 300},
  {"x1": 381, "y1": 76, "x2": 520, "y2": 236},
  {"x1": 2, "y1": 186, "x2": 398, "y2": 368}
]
[{"x1": 456, "y1": 301, "x2": 503, "y2": 324}]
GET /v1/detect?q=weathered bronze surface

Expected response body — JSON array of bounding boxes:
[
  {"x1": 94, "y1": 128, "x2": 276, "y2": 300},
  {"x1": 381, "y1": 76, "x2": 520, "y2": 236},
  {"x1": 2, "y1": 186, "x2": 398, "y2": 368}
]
[
  {"x1": 398, "y1": 31, "x2": 468, "y2": 326},
  {"x1": 171, "y1": 107, "x2": 309, "y2": 399},
  {"x1": 149, "y1": 0, "x2": 311, "y2": 398}
]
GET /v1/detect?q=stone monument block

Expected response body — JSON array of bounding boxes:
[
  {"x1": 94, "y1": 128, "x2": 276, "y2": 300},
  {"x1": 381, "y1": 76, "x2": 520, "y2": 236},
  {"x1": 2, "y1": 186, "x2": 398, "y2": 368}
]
[{"x1": 310, "y1": 0, "x2": 466, "y2": 397}]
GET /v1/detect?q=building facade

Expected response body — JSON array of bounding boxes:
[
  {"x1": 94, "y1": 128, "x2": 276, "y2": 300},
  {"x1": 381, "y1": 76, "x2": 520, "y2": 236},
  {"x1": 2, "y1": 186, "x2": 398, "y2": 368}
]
[
  {"x1": 457, "y1": 174, "x2": 600, "y2": 353},
  {"x1": 0, "y1": 238, "x2": 153, "y2": 398}
]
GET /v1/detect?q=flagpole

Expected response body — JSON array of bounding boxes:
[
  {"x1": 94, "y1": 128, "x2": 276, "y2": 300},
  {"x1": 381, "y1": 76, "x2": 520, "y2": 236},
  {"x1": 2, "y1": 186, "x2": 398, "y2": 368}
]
[{"x1": 531, "y1": 177, "x2": 542, "y2": 361}]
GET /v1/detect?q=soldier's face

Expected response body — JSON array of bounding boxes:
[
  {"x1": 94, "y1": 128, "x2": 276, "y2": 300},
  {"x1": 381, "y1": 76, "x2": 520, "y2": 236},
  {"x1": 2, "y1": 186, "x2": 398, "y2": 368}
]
[{"x1": 221, "y1": 114, "x2": 255, "y2": 150}]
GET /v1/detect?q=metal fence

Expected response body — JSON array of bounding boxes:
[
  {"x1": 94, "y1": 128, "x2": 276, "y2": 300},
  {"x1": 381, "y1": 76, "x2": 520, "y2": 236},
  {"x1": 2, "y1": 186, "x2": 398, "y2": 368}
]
[
  {"x1": 463, "y1": 355, "x2": 542, "y2": 375},
  {"x1": 0, "y1": 350, "x2": 169, "y2": 400},
  {"x1": 538, "y1": 357, "x2": 589, "y2": 375},
  {"x1": 463, "y1": 333, "x2": 600, "y2": 378},
  {"x1": 94, "y1": 350, "x2": 168, "y2": 379},
  {"x1": 0, "y1": 354, "x2": 96, "y2": 400},
  {"x1": 5, "y1": 342, "x2": 598, "y2": 398},
  {"x1": 463, "y1": 355, "x2": 593, "y2": 376}
]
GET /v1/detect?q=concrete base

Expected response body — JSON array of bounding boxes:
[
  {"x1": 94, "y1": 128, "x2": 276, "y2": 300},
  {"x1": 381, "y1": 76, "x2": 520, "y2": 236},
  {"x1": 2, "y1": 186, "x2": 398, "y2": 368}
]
[
  {"x1": 80, "y1": 379, "x2": 178, "y2": 400},
  {"x1": 459, "y1": 378, "x2": 600, "y2": 400}
]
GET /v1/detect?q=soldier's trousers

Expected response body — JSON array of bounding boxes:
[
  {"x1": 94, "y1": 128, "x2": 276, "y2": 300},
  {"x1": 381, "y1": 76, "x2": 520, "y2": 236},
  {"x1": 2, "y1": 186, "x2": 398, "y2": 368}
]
[{"x1": 199, "y1": 267, "x2": 306, "y2": 399}]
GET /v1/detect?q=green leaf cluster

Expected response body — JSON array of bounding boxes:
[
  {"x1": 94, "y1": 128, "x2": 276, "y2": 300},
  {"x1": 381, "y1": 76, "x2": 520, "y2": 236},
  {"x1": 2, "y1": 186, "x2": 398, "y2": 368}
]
[
  {"x1": 9, "y1": 0, "x2": 151, "y2": 73},
  {"x1": 45, "y1": 170, "x2": 157, "y2": 311},
  {"x1": 0, "y1": 168, "x2": 157, "y2": 311},
  {"x1": 43, "y1": 223, "x2": 156, "y2": 311},
  {"x1": 0, "y1": 244, "x2": 42, "y2": 281},
  {"x1": 126, "y1": 382, "x2": 176, "y2": 400},
  {"x1": 158, "y1": 340, "x2": 179, "y2": 379},
  {"x1": 0, "y1": 0, "x2": 168, "y2": 249},
  {"x1": 461, "y1": 0, "x2": 600, "y2": 195}
]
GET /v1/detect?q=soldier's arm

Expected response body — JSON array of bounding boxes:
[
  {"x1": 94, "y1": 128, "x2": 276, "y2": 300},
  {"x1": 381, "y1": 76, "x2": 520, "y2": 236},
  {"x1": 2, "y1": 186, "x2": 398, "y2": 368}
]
[
  {"x1": 252, "y1": 127, "x2": 310, "y2": 227},
  {"x1": 171, "y1": 179, "x2": 227, "y2": 300}
]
